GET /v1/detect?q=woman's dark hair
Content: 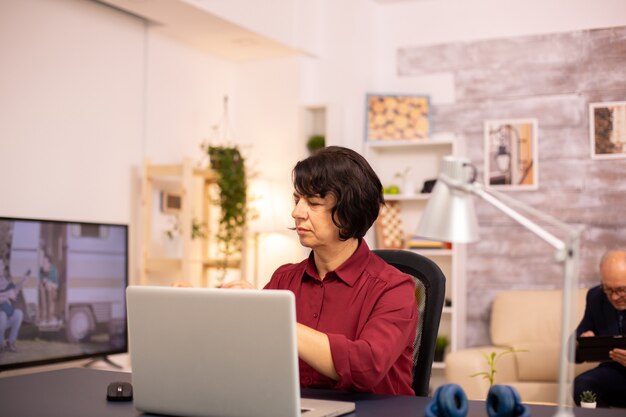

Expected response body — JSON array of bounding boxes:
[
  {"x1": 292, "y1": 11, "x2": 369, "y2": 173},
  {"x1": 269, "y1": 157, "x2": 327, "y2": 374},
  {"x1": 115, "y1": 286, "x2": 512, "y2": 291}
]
[{"x1": 292, "y1": 146, "x2": 384, "y2": 240}]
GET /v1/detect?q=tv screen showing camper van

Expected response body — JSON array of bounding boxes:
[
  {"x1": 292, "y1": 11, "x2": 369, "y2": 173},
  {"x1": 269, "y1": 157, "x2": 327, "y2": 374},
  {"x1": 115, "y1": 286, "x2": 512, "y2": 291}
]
[{"x1": 0, "y1": 217, "x2": 127, "y2": 371}]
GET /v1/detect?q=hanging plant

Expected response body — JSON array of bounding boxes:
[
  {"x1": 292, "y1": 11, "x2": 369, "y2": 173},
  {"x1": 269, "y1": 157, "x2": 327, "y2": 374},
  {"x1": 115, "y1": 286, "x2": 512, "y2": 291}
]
[{"x1": 207, "y1": 145, "x2": 247, "y2": 276}]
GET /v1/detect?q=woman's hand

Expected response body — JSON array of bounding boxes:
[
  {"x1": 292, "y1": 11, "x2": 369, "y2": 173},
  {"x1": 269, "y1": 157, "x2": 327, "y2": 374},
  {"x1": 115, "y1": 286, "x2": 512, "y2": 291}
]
[
  {"x1": 171, "y1": 282, "x2": 193, "y2": 288},
  {"x1": 220, "y1": 280, "x2": 256, "y2": 289}
]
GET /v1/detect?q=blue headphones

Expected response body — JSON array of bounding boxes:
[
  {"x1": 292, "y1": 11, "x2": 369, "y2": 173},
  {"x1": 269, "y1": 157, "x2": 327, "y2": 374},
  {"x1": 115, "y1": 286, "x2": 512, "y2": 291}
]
[
  {"x1": 425, "y1": 384, "x2": 530, "y2": 417},
  {"x1": 425, "y1": 384, "x2": 469, "y2": 417}
]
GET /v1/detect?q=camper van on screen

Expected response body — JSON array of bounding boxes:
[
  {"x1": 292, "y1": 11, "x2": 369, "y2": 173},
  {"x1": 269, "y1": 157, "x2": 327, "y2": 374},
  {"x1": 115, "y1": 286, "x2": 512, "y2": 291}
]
[{"x1": 0, "y1": 217, "x2": 128, "y2": 370}]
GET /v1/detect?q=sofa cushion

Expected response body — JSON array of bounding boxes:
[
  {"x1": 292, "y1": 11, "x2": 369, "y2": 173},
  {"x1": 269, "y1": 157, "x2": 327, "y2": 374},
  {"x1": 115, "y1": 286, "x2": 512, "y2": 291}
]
[
  {"x1": 490, "y1": 289, "x2": 587, "y2": 347},
  {"x1": 491, "y1": 290, "x2": 561, "y2": 346},
  {"x1": 511, "y1": 342, "x2": 560, "y2": 381}
]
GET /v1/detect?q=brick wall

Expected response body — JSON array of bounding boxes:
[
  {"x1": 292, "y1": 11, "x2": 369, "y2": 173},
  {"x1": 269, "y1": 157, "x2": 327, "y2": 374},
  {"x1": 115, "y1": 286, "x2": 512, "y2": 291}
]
[{"x1": 398, "y1": 26, "x2": 626, "y2": 346}]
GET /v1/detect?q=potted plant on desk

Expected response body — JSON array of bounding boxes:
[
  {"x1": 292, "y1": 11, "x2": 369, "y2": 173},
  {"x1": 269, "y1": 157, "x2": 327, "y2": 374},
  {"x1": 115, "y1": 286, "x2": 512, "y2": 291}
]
[{"x1": 580, "y1": 390, "x2": 597, "y2": 408}]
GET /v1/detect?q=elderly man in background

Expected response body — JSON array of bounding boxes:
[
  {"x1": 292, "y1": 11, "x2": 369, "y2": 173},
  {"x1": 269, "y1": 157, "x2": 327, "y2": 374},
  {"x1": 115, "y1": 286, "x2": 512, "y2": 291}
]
[{"x1": 574, "y1": 249, "x2": 626, "y2": 408}]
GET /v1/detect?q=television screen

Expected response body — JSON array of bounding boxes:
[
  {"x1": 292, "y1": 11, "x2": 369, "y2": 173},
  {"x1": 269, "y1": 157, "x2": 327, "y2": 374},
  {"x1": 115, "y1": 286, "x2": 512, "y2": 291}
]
[{"x1": 0, "y1": 217, "x2": 128, "y2": 370}]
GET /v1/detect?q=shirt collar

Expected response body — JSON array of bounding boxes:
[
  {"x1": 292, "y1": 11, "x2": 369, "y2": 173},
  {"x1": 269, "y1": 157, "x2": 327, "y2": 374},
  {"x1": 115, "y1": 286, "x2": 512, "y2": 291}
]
[{"x1": 303, "y1": 239, "x2": 370, "y2": 287}]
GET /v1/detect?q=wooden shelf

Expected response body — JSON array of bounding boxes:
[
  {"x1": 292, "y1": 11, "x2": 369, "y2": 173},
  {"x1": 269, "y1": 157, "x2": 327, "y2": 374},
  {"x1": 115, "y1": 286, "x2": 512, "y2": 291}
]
[
  {"x1": 365, "y1": 138, "x2": 454, "y2": 149},
  {"x1": 140, "y1": 158, "x2": 242, "y2": 287},
  {"x1": 383, "y1": 193, "x2": 431, "y2": 201}
]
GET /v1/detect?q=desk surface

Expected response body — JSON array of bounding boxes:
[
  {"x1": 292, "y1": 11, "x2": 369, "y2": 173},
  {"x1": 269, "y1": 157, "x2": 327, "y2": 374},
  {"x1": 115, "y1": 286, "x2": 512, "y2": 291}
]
[{"x1": 0, "y1": 368, "x2": 618, "y2": 417}]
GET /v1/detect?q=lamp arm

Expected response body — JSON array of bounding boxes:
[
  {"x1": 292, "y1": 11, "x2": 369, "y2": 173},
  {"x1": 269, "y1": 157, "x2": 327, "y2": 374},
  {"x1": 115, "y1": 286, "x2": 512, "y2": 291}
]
[
  {"x1": 469, "y1": 185, "x2": 566, "y2": 252},
  {"x1": 480, "y1": 184, "x2": 575, "y2": 236}
]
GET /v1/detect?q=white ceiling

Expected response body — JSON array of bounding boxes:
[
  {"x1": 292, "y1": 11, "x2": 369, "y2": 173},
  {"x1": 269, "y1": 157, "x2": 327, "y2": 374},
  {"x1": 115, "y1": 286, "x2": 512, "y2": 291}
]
[
  {"x1": 95, "y1": 0, "x2": 433, "y2": 62},
  {"x1": 95, "y1": 0, "x2": 302, "y2": 62}
]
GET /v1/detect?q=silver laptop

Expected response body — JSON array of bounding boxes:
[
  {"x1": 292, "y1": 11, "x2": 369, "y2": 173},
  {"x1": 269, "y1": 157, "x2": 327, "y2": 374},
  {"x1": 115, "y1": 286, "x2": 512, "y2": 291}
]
[{"x1": 126, "y1": 286, "x2": 355, "y2": 417}]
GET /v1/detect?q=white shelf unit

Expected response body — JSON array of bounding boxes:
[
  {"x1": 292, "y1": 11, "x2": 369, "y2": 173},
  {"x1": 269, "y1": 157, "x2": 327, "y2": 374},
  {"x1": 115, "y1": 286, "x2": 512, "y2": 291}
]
[{"x1": 364, "y1": 138, "x2": 467, "y2": 380}]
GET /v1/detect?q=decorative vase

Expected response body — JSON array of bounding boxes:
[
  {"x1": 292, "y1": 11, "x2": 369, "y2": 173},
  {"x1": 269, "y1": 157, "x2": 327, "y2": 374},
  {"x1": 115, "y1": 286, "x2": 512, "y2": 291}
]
[
  {"x1": 403, "y1": 180, "x2": 415, "y2": 196},
  {"x1": 580, "y1": 402, "x2": 596, "y2": 409}
]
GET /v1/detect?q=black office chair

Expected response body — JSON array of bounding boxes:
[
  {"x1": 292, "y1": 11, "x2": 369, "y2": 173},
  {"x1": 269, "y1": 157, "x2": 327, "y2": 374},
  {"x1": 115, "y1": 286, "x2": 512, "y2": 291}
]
[{"x1": 373, "y1": 249, "x2": 446, "y2": 397}]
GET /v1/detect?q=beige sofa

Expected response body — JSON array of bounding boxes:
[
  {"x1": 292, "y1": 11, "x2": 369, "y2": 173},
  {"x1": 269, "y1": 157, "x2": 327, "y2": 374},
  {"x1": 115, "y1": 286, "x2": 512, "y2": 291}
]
[{"x1": 445, "y1": 289, "x2": 596, "y2": 404}]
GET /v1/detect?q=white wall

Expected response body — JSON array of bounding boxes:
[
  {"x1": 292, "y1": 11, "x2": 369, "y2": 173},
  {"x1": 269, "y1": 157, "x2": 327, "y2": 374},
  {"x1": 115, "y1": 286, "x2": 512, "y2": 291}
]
[
  {"x1": 143, "y1": 31, "x2": 238, "y2": 163},
  {"x1": 298, "y1": 0, "x2": 379, "y2": 152},
  {"x1": 0, "y1": 0, "x2": 145, "y2": 224}
]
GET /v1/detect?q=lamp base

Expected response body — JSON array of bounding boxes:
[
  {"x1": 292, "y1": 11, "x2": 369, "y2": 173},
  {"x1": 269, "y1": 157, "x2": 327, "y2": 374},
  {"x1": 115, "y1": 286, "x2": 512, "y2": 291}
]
[{"x1": 552, "y1": 407, "x2": 575, "y2": 417}]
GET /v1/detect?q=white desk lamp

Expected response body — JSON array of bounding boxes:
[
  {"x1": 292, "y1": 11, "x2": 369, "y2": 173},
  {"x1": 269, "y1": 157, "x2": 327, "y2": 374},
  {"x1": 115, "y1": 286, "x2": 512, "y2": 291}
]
[{"x1": 417, "y1": 155, "x2": 581, "y2": 417}]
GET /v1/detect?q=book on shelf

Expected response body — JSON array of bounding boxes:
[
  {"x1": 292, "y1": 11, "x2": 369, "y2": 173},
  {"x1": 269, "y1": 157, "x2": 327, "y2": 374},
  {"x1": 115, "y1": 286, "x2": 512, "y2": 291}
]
[{"x1": 406, "y1": 235, "x2": 452, "y2": 250}]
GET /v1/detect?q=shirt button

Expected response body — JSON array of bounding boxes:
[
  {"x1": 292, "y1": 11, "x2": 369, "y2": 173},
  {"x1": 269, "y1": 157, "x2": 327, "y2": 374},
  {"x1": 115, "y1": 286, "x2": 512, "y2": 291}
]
[{"x1": 313, "y1": 313, "x2": 318, "y2": 318}]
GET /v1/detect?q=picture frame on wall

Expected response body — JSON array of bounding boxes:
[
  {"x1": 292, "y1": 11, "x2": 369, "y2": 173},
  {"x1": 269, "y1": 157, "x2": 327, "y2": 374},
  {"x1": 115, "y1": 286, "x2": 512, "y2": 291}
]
[
  {"x1": 365, "y1": 94, "x2": 430, "y2": 141},
  {"x1": 589, "y1": 101, "x2": 626, "y2": 160},
  {"x1": 484, "y1": 118, "x2": 538, "y2": 190}
]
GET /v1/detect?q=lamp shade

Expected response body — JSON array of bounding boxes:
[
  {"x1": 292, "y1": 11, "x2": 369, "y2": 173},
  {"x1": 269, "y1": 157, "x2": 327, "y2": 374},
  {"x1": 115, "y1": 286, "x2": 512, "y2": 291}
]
[{"x1": 416, "y1": 156, "x2": 480, "y2": 243}]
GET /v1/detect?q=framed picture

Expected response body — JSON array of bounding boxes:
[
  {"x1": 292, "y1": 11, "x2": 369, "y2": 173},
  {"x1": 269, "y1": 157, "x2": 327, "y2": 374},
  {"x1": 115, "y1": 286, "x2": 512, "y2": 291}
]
[
  {"x1": 484, "y1": 118, "x2": 538, "y2": 190},
  {"x1": 160, "y1": 191, "x2": 182, "y2": 214},
  {"x1": 366, "y1": 94, "x2": 430, "y2": 141},
  {"x1": 589, "y1": 101, "x2": 626, "y2": 159}
]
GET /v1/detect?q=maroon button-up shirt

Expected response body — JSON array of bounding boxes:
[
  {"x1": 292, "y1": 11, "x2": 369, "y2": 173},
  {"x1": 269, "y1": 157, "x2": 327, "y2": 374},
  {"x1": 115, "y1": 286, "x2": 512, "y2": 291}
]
[{"x1": 264, "y1": 240, "x2": 417, "y2": 395}]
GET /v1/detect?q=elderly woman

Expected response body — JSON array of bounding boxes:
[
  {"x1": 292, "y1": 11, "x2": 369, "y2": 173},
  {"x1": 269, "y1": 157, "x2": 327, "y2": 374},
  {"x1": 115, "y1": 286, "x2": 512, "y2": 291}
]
[{"x1": 224, "y1": 146, "x2": 417, "y2": 395}]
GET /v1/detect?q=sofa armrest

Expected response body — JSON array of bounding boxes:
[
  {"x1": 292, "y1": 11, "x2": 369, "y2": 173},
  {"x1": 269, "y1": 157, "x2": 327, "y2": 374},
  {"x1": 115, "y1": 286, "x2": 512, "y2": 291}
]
[{"x1": 444, "y1": 346, "x2": 518, "y2": 400}]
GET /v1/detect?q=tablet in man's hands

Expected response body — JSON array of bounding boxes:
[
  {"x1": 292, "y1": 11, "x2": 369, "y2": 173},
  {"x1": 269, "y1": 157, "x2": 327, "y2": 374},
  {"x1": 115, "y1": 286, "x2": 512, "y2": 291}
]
[{"x1": 576, "y1": 335, "x2": 626, "y2": 362}]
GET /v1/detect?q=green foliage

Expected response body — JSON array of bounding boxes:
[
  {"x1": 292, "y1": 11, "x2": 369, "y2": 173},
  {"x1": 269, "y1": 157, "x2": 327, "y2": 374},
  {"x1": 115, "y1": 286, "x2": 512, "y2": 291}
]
[
  {"x1": 580, "y1": 390, "x2": 597, "y2": 403},
  {"x1": 470, "y1": 348, "x2": 527, "y2": 387},
  {"x1": 435, "y1": 336, "x2": 450, "y2": 351},
  {"x1": 306, "y1": 134, "x2": 325, "y2": 153},
  {"x1": 191, "y1": 218, "x2": 207, "y2": 240},
  {"x1": 394, "y1": 167, "x2": 411, "y2": 181},
  {"x1": 164, "y1": 217, "x2": 206, "y2": 241},
  {"x1": 207, "y1": 146, "x2": 247, "y2": 276}
]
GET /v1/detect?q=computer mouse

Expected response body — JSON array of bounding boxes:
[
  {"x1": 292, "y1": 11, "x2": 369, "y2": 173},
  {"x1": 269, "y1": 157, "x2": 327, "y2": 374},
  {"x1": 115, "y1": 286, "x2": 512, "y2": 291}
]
[{"x1": 106, "y1": 381, "x2": 133, "y2": 402}]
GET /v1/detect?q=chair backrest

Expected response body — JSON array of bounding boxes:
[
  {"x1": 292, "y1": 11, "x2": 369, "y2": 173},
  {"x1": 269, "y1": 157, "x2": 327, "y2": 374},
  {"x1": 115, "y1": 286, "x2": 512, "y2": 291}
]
[{"x1": 373, "y1": 249, "x2": 446, "y2": 397}]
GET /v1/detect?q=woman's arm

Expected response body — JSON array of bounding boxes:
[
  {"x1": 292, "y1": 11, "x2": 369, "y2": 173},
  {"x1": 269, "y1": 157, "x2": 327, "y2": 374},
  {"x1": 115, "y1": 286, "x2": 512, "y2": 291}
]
[{"x1": 296, "y1": 323, "x2": 339, "y2": 381}]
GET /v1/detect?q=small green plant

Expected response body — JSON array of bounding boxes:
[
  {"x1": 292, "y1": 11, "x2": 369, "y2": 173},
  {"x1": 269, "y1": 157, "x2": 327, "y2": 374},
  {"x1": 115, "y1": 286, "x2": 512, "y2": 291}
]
[
  {"x1": 394, "y1": 167, "x2": 411, "y2": 182},
  {"x1": 434, "y1": 336, "x2": 449, "y2": 362},
  {"x1": 580, "y1": 390, "x2": 597, "y2": 403},
  {"x1": 165, "y1": 217, "x2": 207, "y2": 241},
  {"x1": 306, "y1": 134, "x2": 325, "y2": 153},
  {"x1": 435, "y1": 336, "x2": 449, "y2": 352},
  {"x1": 470, "y1": 348, "x2": 526, "y2": 387}
]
